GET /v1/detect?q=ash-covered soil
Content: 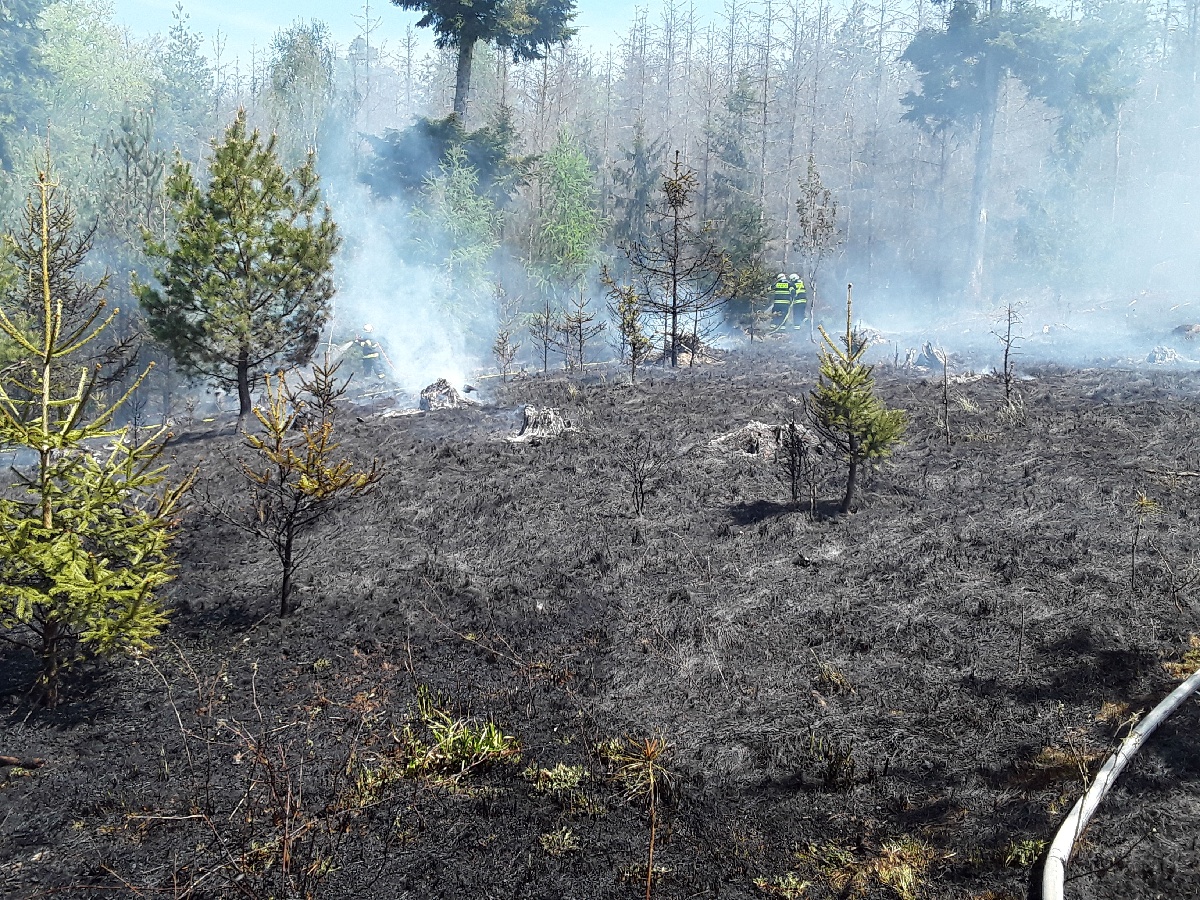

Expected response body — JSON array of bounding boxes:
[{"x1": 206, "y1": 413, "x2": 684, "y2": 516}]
[{"x1": 2, "y1": 347, "x2": 1199, "y2": 899}]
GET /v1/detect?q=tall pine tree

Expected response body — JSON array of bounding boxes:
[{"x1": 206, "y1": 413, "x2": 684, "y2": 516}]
[{"x1": 390, "y1": 0, "x2": 577, "y2": 121}]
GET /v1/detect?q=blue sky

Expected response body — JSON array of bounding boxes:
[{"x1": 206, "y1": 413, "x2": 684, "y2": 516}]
[{"x1": 109, "y1": 0, "x2": 682, "y2": 65}]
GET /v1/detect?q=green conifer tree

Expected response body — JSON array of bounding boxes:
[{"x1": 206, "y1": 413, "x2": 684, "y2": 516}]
[
  {"x1": 809, "y1": 285, "x2": 906, "y2": 514},
  {"x1": 137, "y1": 109, "x2": 341, "y2": 420},
  {"x1": 0, "y1": 165, "x2": 192, "y2": 706}
]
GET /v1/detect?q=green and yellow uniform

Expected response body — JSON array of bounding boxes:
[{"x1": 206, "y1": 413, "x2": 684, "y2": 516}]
[
  {"x1": 791, "y1": 278, "x2": 808, "y2": 328},
  {"x1": 772, "y1": 277, "x2": 793, "y2": 324}
]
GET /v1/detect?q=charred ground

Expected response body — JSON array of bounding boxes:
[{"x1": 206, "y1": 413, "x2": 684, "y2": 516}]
[{"x1": 2, "y1": 348, "x2": 1198, "y2": 899}]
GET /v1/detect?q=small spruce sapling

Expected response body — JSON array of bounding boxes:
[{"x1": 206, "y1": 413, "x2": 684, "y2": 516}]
[
  {"x1": 555, "y1": 288, "x2": 605, "y2": 372},
  {"x1": 492, "y1": 327, "x2": 519, "y2": 382},
  {"x1": 492, "y1": 282, "x2": 521, "y2": 382},
  {"x1": 527, "y1": 294, "x2": 558, "y2": 374},
  {"x1": 809, "y1": 284, "x2": 907, "y2": 513},
  {"x1": 232, "y1": 356, "x2": 381, "y2": 616},
  {"x1": 603, "y1": 268, "x2": 653, "y2": 384},
  {"x1": 0, "y1": 166, "x2": 193, "y2": 706}
]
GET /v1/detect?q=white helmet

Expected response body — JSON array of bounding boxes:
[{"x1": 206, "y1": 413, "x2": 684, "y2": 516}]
[
  {"x1": 778, "y1": 273, "x2": 787, "y2": 280},
  {"x1": 363, "y1": 323, "x2": 374, "y2": 334},
  {"x1": 789, "y1": 274, "x2": 800, "y2": 281}
]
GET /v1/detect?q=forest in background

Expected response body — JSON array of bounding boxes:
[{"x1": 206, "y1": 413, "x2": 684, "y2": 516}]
[{"x1": 1, "y1": 0, "x2": 1198, "y2": 394}]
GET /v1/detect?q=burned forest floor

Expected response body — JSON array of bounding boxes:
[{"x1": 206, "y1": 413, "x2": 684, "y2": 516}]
[{"x1": 2, "y1": 346, "x2": 1200, "y2": 900}]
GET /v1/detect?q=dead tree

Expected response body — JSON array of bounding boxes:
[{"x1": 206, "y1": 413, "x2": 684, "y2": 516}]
[
  {"x1": 615, "y1": 431, "x2": 669, "y2": 517},
  {"x1": 619, "y1": 152, "x2": 731, "y2": 367},
  {"x1": 555, "y1": 289, "x2": 605, "y2": 372},
  {"x1": 992, "y1": 301, "x2": 1023, "y2": 411},
  {"x1": 793, "y1": 153, "x2": 842, "y2": 340},
  {"x1": 775, "y1": 411, "x2": 820, "y2": 511}
]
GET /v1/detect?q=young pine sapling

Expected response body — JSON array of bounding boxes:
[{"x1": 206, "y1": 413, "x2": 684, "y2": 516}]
[{"x1": 611, "y1": 735, "x2": 673, "y2": 900}]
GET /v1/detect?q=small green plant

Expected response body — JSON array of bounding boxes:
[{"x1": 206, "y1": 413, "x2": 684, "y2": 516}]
[
  {"x1": 527, "y1": 761, "x2": 588, "y2": 794},
  {"x1": 875, "y1": 838, "x2": 942, "y2": 900},
  {"x1": 797, "y1": 837, "x2": 945, "y2": 900},
  {"x1": 1003, "y1": 837, "x2": 1047, "y2": 868},
  {"x1": 540, "y1": 826, "x2": 580, "y2": 856},
  {"x1": 754, "y1": 872, "x2": 812, "y2": 898},
  {"x1": 404, "y1": 687, "x2": 521, "y2": 778}
]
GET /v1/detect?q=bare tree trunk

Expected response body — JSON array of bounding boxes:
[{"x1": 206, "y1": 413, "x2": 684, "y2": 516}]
[
  {"x1": 280, "y1": 528, "x2": 295, "y2": 616},
  {"x1": 453, "y1": 37, "x2": 477, "y2": 121},
  {"x1": 782, "y1": 1, "x2": 803, "y2": 267},
  {"x1": 1110, "y1": 107, "x2": 1123, "y2": 225},
  {"x1": 841, "y1": 434, "x2": 858, "y2": 513},
  {"x1": 758, "y1": 0, "x2": 774, "y2": 213},
  {"x1": 936, "y1": 130, "x2": 949, "y2": 300},
  {"x1": 40, "y1": 619, "x2": 61, "y2": 708},
  {"x1": 237, "y1": 347, "x2": 252, "y2": 420},
  {"x1": 967, "y1": 0, "x2": 1002, "y2": 303}
]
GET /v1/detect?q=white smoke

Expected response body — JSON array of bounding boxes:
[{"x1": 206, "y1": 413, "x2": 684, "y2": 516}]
[{"x1": 326, "y1": 180, "x2": 484, "y2": 394}]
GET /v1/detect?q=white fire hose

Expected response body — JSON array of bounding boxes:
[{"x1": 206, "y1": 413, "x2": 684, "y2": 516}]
[{"x1": 1042, "y1": 665, "x2": 1200, "y2": 900}]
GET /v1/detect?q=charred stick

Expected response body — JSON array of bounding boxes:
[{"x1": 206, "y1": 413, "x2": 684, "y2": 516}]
[{"x1": 0, "y1": 755, "x2": 46, "y2": 770}]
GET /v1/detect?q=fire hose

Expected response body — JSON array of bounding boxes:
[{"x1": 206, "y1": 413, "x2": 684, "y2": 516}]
[{"x1": 1041, "y1": 664, "x2": 1200, "y2": 900}]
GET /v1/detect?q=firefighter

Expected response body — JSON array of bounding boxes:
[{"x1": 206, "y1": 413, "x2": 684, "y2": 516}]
[
  {"x1": 772, "y1": 273, "x2": 793, "y2": 326},
  {"x1": 790, "y1": 274, "x2": 808, "y2": 328},
  {"x1": 354, "y1": 325, "x2": 385, "y2": 379}
]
